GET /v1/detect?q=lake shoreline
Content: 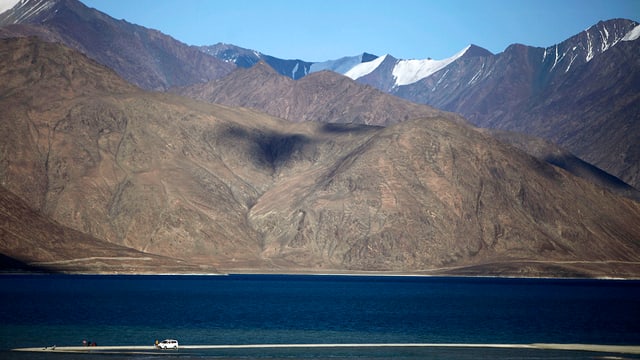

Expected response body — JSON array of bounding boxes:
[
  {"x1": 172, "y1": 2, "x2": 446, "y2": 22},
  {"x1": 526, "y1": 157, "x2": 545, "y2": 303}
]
[
  {"x1": 12, "y1": 342, "x2": 640, "y2": 355},
  {"x1": 3, "y1": 275, "x2": 640, "y2": 359},
  {"x1": 2, "y1": 269, "x2": 639, "y2": 281}
]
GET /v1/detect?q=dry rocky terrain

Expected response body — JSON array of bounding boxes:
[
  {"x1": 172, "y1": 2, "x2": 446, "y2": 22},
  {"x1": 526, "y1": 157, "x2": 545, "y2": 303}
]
[
  {"x1": 1, "y1": 37, "x2": 640, "y2": 277},
  {"x1": 174, "y1": 61, "x2": 465, "y2": 127}
]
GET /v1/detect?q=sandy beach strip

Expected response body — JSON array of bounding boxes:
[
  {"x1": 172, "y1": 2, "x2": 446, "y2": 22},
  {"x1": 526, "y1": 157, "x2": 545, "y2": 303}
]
[{"x1": 12, "y1": 343, "x2": 640, "y2": 354}]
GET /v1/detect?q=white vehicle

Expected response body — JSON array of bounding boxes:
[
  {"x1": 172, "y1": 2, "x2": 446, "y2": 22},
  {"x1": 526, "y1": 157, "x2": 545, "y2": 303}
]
[{"x1": 157, "y1": 339, "x2": 179, "y2": 350}]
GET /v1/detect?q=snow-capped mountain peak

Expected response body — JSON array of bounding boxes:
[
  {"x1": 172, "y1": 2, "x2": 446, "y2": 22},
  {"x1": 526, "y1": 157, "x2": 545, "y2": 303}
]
[
  {"x1": 344, "y1": 54, "x2": 390, "y2": 80},
  {"x1": 392, "y1": 45, "x2": 471, "y2": 87},
  {"x1": 342, "y1": 45, "x2": 474, "y2": 88}
]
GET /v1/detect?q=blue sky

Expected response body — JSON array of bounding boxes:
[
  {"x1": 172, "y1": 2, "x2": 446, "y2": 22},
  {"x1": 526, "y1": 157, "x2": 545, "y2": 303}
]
[{"x1": 14, "y1": 0, "x2": 640, "y2": 61}]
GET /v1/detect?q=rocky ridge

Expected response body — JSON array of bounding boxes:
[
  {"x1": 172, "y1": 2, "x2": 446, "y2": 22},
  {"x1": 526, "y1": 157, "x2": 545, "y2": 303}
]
[
  {"x1": 196, "y1": 19, "x2": 640, "y2": 190},
  {"x1": 2, "y1": 37, "x2": 640, "y2": 277},
  {"x1": 174, "y1": 61, "x2": 465, "y2": 127},
  {"x1": 0, "y1": 0, "x2": 235, "y2": 90},
  {"x1": 390, "y1": 19, "x2": 640, "y2": 189}
]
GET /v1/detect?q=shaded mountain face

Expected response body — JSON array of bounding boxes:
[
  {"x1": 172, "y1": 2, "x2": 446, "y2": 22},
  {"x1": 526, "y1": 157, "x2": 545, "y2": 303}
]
[
  {"x1": 390, "y1": 19, "x2": 640, "y2": 189},
  {"x1": 2, "y1": 0, "x2": 635, "y2": 192},
  {"x1": 174, "y1": 60, "x2": 633, "y2": 200},
  {"x1": 2, "y1": 37, "x2": 640, "y2": 277},
  {"x1": 197, "y1": 20, "x2": 640, "y2": 191},
  {"x1": 200, "y1": 42, "x2": 378, "y2": 80},
  {"x1": 0, "y1": 0, "x2": 235, "y2": 90},
  {"x1": 485, "y1": 129, "x2": 640, "y2": 202},
  {"x1": 200, "y1": 43, "x2": 313, "y2": 79},
  {"x1": 174, "y1": 61, "x2": 466, "y2": 127}
]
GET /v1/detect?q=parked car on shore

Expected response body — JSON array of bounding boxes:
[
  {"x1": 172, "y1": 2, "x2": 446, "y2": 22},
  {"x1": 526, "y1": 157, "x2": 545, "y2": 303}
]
[{"x1": 157, "y1": 339, "x2": 178, "y2": 349}]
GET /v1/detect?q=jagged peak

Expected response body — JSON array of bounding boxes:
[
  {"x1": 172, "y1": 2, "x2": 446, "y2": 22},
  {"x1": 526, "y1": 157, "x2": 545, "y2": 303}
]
[
  {"x1": 536, "y1": 18, "x2": 639, "y2": 72},
  {"x1": 0, "y1": 0, "x2": 93, "y2": 26},
  {"x1": 391, "y1": 46, "x2": 471, "y2": 87},
  {"x1": 585, "y1": 18, "x2": 638, "y2": 40},
  {"x1": 361, "y1": 52, "x2": 378, "y2": 62},
  {"x1": 575, "y1": 18, "x2": 637, "y2": 61},
  {"x1": 344, "y1": 54, "x2": 393, "y2": 80},
  {"x1": 462, "y1": 44, "x2": 493, "y2": 57},
  {"x1": 203, "y1": 42, "x2": 262, "y2": 56}
]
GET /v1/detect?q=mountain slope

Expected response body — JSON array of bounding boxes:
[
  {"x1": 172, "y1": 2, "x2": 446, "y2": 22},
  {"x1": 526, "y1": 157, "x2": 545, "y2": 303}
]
[
  {"x1": 346, "y1": 45, "x2": 492, "y2": 91},
  {"x1": 310, "y1": 52, "x2": 379, "y2": 74},
  {"x1": 2, "y1": 37, "x2": 640, "y2": 277},
  {"x1": 3, "y1": 1, "x2": 634, "y2": 191},
  {"x1": 174, "y1": 61, "x2": 465, "y2": 126},
  {"x1": 200, "y1": 42, "x2": 313, "y2": 79},
  {"x1": 391, "y1": 19, "x2": 640, "y2": 188},
  {"x1": 200, "y1": 42, "x2": 379, "y2": 80},
  {"x1": 520, "y1": 37, "x2": 640, "y2": 189},
  {"x1": 252, "y1": 116, "x2": 640, "y2": 276},
  {"x1": 175, "y1": 57, "x2": 634, "y2": 200},
  {"x1": 0, "y1": 184, "x2": 206, "y2": 273},
  {"x1": 0, "y1": 0, "x2": 235, "y2": 90},
  {"x1": 486, "y1": 129, "x2": 640, "y2": 201}
]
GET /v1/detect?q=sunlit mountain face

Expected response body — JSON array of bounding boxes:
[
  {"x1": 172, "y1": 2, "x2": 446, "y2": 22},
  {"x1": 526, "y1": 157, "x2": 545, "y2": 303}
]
[{"x1": 1, "y1": 1, "x2": 639, "y2": 277}]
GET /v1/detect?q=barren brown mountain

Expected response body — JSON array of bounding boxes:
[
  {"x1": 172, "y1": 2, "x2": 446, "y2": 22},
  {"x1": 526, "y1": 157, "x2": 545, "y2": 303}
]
[
  {"x1": 0, "y1": 0, "x2": 235, "y2": 90},
  {"x1": 0, "y1": 184, "x2": 207, "y2": 273},
  {"x1": 175, "y1": 61, "x2": 465, "y2": 127},
  {"x1": 178, "y1": 62, "x2": 636, "y2": 201},
  {"x1": 2, "y1": 37, "x2": 640, "y2": 277}
]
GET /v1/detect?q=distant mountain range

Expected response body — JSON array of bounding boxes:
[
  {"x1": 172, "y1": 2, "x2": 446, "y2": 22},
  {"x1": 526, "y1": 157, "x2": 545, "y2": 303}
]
[
  {"x1": 200, "y1": 42, "x2": 381, "y2": 80},
  {"x1": 197, "y1": 19, "x2": 640, "y2": 190},
  {"x1": 2, "y1": 36, "x2": 640, "y2": 277},
  {"x1": 1, "y1": 0, "x2": 640, "y2": 277},
  {"x1": 173, "y1": 60, "x2": 466, "y2": 127}
]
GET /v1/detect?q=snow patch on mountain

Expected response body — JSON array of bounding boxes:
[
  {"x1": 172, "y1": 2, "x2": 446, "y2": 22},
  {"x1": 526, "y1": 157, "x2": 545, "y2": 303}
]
[
  {"x1": 623, "y1": 24, "x2": 640, "y2": 41},
  {"x1": 4, "y1": 0, "x2": 55, "y2": 23},
  {"x1": 310, "y1": 53, "x2": 377, "y2": 74},
  {"x1": 0, "y1": 0, "x2": 20, "y2": 14},
  {"x1": 544, "y1": 21, "x2": 638, "y2": 68},
  {"x1": 392, "y1": 45, "x2": 471, "y2": 87},
  {"x1": 344, "y1": 46, "x2": 471, "y2": 87},
  {"x1": 344, "y1": 54, "x2": 389, "y2": 79}
]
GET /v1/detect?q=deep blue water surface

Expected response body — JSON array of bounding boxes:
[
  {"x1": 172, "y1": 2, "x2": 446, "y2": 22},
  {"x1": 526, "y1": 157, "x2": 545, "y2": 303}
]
[{"x1": 1, "y1": 274, "x2": 639, "y2": 359}]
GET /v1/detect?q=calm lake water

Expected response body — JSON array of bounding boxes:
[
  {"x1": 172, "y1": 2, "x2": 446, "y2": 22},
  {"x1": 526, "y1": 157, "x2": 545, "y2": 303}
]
[{"x1": 1, "y1": 274, "x2": 639, "y2": 359}]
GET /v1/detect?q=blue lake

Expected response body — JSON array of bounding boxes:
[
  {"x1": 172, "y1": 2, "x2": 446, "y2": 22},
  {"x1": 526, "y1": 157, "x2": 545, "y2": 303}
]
[{"x1": 1, "y1": 274, "x2": 639, "y2": 359}]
